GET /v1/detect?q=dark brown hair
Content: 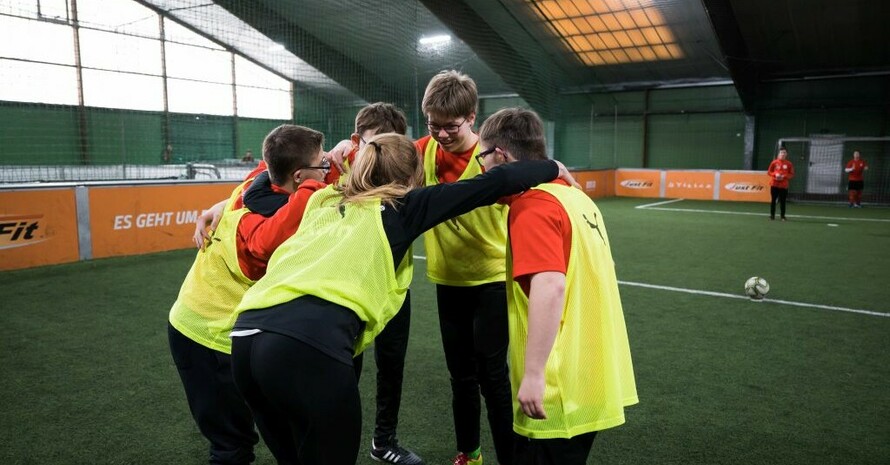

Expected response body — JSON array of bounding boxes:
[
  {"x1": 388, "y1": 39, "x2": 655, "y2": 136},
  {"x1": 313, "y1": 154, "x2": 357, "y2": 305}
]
[{"x1": 262, "y1": 124, "x2": 324, "y2": 185}]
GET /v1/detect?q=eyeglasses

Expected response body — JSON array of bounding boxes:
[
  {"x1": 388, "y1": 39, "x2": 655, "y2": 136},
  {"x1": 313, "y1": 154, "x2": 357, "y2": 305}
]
[
  {"x1": 475, "y1": 146, "x2": 497, "y2": 166},
  {"x1": 427, "y1": 119, "x2": 467, "y2": 134},
  {"x1": 305, "y1": 157, "x2": 331, "y2": 173}
]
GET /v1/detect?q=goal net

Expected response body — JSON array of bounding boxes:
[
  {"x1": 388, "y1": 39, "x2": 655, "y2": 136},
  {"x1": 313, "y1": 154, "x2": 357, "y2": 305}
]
[{"x1": 776, "y1": 136, "x2": 890, "y2": 206}]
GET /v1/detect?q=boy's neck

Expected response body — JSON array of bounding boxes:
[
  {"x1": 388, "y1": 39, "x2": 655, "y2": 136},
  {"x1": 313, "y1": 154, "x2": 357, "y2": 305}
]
[{"x1": 444, "y1": 132, "x2": 478, "y2": 155}]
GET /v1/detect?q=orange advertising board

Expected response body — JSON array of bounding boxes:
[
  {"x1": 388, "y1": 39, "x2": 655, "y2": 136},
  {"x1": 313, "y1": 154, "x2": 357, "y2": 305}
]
[
  {"x1": 0, "y1": 189, "x2": 80, "y2": 271},
  {"x1": 719, "y1": 171, "x2": 770, "y2": 202},
  {"x1": 89, "y1": 183, "x2": 239, "y2": 259},
  {"x1": 664, "y1": 171, "x2": 716, "y2": 200},
  {"x1": 570, "y1": 170, "x2": 615, "y2": 198},
  {"x1": 615, "y1": 169, "x2": 661, "y2": 198}
]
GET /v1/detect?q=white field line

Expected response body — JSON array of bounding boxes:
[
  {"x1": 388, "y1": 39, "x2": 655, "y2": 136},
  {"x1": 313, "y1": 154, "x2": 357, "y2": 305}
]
[
  {"x1": 618, "y1": 281, "x2": 888, "y2": 318},
  {"x1": 636, "y1": 198, "x2": 685, "y2": 209},
  {"x1": 412, "y1": 254, "x2": 888, "y2": 318},
  {"x1": 640, "y1": 204, "x2": 890, "y2": 223}
]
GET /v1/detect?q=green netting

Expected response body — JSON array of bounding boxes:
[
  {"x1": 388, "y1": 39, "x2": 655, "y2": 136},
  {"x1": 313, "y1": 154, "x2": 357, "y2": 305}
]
[{"x1": 1, "y1": 0, "x2": 887, "y2": 186}]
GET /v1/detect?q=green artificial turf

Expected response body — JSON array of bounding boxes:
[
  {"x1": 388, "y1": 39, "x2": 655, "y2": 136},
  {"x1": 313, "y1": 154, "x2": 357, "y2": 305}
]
[{"x1": 1, "y1": 198, "x2": 887, "y2": 464}]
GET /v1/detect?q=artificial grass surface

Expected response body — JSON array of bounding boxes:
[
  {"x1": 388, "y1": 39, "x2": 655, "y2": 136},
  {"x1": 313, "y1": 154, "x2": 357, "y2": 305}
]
[{"x1": 1, "y1": 198, "x2": 888, "y2": 464}]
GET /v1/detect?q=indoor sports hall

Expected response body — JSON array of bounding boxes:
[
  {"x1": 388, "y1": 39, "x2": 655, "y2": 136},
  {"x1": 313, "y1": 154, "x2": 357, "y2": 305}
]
[{"x1": 1, "y1": 1, "x2": 888, "y2": 464}]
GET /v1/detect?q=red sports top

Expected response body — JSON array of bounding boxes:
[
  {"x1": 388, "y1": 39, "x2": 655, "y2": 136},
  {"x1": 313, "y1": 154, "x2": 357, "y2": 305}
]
[
  {"x1": 231, "y1": 161, "x2": 326, "y2": 280},
  {"x1": 846, "y1": 159, "x2": 868, "y2": 181},
  {"x1": 415, "y1": 135, "x2": 476, "y2": 184},
  {"x1": 325, "y1": 146, "x2": 358, "y2": 185},
  {"x1": 767, "y1": 158, "x2": 794, "y2": 189},
  {"x1": 504, "y1": 179, "x2": 573, "y2": 296}
]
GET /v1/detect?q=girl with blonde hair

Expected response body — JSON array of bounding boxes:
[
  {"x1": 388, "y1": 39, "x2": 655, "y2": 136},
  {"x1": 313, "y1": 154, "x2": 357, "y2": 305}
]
[{"x1": 228, "y1": 133, "x2": 574, "y2": 465}]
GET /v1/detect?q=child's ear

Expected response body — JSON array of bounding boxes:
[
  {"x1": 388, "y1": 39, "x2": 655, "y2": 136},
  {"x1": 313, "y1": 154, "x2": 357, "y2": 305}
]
[
  {"x1": 350, "y1": 133, "x2": 361, "y2": 146},
  {"x1": 292, "y1": 169, "x2": 302, "y2": 184}
]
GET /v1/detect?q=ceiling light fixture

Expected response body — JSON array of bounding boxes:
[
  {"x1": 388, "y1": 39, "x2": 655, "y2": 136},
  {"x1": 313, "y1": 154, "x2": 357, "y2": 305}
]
[
  {"x1": 526, "y1": 0, "x2": 684, "y2": 66},
  {"x1": 419, "y1": 34, "x2": 451, "y2": 46}
]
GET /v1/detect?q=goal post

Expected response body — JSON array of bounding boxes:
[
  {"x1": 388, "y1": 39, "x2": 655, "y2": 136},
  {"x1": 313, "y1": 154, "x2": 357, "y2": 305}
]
[{"x1": 775, "y1": 136, "x2": 890, "y2": 205}]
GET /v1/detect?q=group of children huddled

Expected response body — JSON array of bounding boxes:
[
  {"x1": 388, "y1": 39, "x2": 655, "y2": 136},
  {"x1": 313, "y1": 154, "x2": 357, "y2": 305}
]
[{"x1": 167, "y1": 70, "x2": 638, "y2": 465}]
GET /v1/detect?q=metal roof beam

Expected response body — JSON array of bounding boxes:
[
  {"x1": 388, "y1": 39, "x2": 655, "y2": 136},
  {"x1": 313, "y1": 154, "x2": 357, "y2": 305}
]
[{"x1": 700, "y1": 0, "x2": 758, "y2": 112}]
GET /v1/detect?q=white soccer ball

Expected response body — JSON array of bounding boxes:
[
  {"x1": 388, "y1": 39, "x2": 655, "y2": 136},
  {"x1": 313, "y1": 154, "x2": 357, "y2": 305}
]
[{"x1": 744, "y1": 277, "x2": 770, "y2": 300}]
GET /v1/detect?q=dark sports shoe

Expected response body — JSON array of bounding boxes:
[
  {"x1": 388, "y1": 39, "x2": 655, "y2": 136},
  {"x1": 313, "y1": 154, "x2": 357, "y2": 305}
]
[{"x1": 370, "y1": 438, "x2": 425, "y2": 465}]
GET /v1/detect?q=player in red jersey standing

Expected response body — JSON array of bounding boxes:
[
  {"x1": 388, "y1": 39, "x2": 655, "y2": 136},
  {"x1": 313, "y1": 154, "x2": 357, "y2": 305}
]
[
  {"x1": 844, "y1": 150, "x2": 869, "y2": 207},
  {"x1": 767, "y1": 147, "x2": 795, "y2": 221}
]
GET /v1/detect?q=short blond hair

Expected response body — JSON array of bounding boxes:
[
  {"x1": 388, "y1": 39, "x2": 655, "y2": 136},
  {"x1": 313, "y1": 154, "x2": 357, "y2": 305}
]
[
  {"x1": 340, "y1": 133, "x2": 423, "y2": 207},
  {"x1": 421, "y1": 70, "x2": 478, "y2": 118}
]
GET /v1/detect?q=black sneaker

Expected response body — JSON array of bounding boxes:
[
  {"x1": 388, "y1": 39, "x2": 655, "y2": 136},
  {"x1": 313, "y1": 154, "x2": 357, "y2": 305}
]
[{"x1": 370, "y1": 438, "x2": 425, "y2": 465}]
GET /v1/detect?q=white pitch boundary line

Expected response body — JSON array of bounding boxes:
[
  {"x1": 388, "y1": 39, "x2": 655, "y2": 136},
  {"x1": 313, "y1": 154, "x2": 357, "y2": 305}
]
[
  {"x1": 412, "y1": 254, "x2": 888, "y2": 318},
  {"x1": 618, "y1": 281, "x2": 889, "y2": 318},
  {"x1": 636, "y1": 198, "x2": 685, "y2": 209},
  {"x1": 638, "y1": 201, "x2": 890, "y2": 223}
]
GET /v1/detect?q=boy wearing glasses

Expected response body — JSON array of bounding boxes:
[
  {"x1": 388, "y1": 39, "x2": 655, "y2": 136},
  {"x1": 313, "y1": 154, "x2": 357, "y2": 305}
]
[
  {"x1": 325, "y1": 73, "x2": 513, "y2": 465},
  {"x1": 170, "y1": 124, "x2": 328, "y2": 465},
  {"x1": 477, "y1": 108, "x2": 638, "y2": 465},
  {"x1": 418, "y1": 70, "x2": 515, "y2": 465}
]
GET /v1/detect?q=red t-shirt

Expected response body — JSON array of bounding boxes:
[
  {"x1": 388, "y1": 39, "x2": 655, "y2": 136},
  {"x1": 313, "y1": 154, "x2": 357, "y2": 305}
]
[
  {"x1": 767, "y1": 158, "x2": 794, "y2": 189},
  {"x1": 505, "y1": 179, "x2": 573, "y2": 296},
  {"x1": 415, "y1": 135, "x2": 476, "y2": 184},
  {"x1": 229, "y1": 161, "x2": 325, "y2": 280},
  {"x1": 846, "y1": 159, "x2": 868, "y2": 181},
  {"x1": 235, "y1": 180, "x2": 324, "y2": 280},
  {"x1": 325, "y1": 146, "x2": 358, "y2": 184}
]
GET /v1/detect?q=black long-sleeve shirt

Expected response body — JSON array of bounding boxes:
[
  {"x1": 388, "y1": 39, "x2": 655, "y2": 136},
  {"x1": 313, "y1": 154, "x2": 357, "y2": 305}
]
[{"x1": 235, "y1": 159, "x2": 560, "y2": 363}]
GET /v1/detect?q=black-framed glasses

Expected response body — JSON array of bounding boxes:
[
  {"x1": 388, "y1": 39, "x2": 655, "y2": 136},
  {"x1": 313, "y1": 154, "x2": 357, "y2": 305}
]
[
  {"x1": 427, "y1": 119, "x2": 467, "y2": 134},
  {"x1": 305, "y1": 157, "x2": 331, "y2": 173},
  {"x1": 475, "y1": 146, "x2": 497, "y2": 166}
]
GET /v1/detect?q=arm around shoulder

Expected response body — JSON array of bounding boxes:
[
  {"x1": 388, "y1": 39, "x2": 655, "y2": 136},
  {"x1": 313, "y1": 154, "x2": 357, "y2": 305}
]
[{"x1": 244, "y1": 180, "x2": 326, "y2": 262}]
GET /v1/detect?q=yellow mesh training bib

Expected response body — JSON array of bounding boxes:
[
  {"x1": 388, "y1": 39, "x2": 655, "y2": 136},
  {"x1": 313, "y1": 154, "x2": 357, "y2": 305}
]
[
  {"x1": 422, "y1": 139, "x2": 508, "y2": 286},
  {"x1": 169, "y1": 180, "x2": 253, "y2": 354},
  {"x1": 234, "y1": 186, "x2": 413, "y2": 354},
  {"x1": 508, "y1": 183, "x2": 638, "y2": 439}
]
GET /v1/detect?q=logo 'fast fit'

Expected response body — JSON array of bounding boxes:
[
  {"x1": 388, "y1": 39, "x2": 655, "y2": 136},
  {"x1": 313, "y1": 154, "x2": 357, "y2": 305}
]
[
  {"x1": 0, "y1": 214, "x2": 46, "y2": 250},
  {"x1": 620, "y1": 180, "x2": 654, "y2": 189},
  {"x1": 724, "y1": 182, "x2": 765, "y2": 192}
]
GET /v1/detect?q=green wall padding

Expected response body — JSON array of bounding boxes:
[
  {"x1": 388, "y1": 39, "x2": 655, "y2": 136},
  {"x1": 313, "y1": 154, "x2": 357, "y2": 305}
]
[
  {"x1": 649, "y1": 86, "x2": 742, "y2": 113},
  {"x1": 169, "y1": 113, "x2": 234, "y2": 162},
  {"x1": 648, "y1": 112, "x2": 746, "y2": 169},
  {"x1": 237, "y1": 118, "x2": 289, "y2": 160},
  {"x1": 86, "y1": 109, "x2": 164, "y2": 165},
  {"x1": 0, "y1": 104, "x2": 81, "y2": 165}
]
